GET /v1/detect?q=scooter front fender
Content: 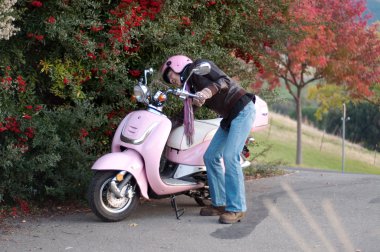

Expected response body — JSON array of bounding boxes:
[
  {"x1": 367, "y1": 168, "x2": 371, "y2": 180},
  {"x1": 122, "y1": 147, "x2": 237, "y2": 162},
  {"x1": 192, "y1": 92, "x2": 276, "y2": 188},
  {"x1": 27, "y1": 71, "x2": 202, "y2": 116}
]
[{"x1": 91, "y1": 150, "x2": 149, "y2": 199}]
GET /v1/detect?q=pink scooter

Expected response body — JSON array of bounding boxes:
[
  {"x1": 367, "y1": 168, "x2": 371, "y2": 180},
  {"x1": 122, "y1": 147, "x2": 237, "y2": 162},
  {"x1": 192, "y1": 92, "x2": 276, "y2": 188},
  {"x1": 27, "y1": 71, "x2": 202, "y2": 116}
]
[{"x1": 88, "y1": 62, "x2": 269, "y2": 222}]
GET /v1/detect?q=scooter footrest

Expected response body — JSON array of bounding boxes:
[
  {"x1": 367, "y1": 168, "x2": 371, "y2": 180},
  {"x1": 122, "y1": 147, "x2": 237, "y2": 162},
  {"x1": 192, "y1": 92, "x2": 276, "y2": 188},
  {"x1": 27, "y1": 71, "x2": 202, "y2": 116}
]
[{"x1": 162, "y1": 178, "x2": 198, "y2": 186}]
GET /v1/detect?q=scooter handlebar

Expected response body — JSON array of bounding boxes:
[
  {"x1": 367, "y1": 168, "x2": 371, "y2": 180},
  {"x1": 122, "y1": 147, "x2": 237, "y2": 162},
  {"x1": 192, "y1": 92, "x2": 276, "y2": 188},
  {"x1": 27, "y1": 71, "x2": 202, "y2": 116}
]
[{"x1": 167, "y1": 88, "x2": 199, "y2": 99}]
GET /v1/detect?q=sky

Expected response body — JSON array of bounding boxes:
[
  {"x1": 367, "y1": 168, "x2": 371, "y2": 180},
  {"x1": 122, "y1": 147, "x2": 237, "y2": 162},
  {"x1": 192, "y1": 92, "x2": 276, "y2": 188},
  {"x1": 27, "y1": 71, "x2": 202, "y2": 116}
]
[{"x1": 367, "y1": 0, "x2": 380, "y2": 23}]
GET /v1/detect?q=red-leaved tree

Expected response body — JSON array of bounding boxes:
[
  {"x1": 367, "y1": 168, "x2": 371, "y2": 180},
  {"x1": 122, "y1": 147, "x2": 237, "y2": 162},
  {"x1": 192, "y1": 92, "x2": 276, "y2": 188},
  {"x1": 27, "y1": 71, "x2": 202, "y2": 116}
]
[{"x1": 253, "y1": 0, "x2": 380, "y2": 165}]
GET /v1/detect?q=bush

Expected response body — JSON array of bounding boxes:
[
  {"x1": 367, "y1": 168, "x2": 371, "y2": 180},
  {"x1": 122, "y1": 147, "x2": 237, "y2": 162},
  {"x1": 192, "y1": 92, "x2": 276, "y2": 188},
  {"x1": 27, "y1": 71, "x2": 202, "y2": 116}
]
[
  {"x1": 243, "y1": 140, "x2": 287, "y2": 179},
  {"x1": 0, "y1": 68, "x2": 110, "y2": 203}
]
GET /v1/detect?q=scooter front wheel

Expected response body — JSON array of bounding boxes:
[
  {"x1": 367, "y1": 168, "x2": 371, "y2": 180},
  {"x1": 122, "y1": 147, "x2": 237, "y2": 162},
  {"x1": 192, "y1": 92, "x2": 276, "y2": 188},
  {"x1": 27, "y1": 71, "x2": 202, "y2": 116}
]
[{"x1": 88, "y1": 171, "x2": 140, "y2": 222}]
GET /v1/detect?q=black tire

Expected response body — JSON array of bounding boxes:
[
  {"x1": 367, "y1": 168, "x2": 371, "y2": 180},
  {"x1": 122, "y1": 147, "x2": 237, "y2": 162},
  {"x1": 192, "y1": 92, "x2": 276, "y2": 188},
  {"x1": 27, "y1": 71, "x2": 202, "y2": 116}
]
[{"x1": 88, "y1": 171, "x2": 140, "y2": 222}]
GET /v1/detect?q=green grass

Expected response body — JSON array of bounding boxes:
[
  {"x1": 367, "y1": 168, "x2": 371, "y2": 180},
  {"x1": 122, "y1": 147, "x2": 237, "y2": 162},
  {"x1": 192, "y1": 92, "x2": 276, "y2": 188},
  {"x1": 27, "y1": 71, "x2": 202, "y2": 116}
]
[{"x1": 251, "y1": 112, "x2": 380, "y2": 175}]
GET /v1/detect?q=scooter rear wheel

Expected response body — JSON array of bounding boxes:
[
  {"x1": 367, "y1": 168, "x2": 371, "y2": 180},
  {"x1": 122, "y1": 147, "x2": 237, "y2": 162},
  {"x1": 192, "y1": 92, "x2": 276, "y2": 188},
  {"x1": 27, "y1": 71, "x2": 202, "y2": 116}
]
[
  {"x1": 194, "y1": 197, "x2": 211, "y2": 207},
  {"x1": 193, "y1": 187, "x2": 211, "y2": 206},
  {"x1": 88, "y1": 171, "x2": 140, "y2": 222}
]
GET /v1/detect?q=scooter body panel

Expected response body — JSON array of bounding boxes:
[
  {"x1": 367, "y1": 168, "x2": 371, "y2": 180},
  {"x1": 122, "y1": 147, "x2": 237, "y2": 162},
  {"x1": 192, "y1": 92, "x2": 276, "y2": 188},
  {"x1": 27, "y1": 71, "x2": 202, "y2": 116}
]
[
  {"x1": 251, "y1": 95, "x2": 269, "y2": 132},
  {"x1": 165, "y1": 140, "x2": 211, "y2": 166},
  {"x1": 91, "y1": 149, "x2": 149, "y2": 199},
  {"x1": 111, "y1": 110, "x2": 204, "y2": 196}
]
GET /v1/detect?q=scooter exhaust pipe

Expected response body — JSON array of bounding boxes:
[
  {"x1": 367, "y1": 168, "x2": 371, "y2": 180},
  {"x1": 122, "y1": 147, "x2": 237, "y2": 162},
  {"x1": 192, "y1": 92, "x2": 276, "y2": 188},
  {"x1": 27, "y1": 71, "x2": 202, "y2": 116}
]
[{"x1": 110, "y1": 172, "x2": 132, "y2": 198}]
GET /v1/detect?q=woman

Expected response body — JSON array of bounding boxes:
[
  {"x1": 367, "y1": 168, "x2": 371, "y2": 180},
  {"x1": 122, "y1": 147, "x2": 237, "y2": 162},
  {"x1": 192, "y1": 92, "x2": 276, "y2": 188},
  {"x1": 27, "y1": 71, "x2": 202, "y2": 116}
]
[{"x1": 161, "y1": 55, "x2": 256, "y2": 224}]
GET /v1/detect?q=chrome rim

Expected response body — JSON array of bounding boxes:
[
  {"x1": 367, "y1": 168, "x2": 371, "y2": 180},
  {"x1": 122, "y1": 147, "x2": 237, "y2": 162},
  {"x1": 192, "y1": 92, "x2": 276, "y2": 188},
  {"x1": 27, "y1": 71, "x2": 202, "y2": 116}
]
[{"x1": 99, "y1": 177, "x2": 134, "y2": 214}]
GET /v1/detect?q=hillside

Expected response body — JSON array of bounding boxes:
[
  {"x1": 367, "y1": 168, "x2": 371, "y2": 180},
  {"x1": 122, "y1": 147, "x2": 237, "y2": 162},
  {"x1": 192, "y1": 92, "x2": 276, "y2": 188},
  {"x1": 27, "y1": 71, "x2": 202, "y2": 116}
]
[{"x1": 251, "y1": 112, "x2": 380, "y2": 175}]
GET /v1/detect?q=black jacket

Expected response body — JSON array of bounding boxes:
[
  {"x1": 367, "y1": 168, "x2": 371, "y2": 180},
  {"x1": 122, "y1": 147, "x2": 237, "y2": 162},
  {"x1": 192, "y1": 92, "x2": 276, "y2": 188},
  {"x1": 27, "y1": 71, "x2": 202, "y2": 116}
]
[{"x1": 174, "y1": 59, "x2": 255, "y2": 129}]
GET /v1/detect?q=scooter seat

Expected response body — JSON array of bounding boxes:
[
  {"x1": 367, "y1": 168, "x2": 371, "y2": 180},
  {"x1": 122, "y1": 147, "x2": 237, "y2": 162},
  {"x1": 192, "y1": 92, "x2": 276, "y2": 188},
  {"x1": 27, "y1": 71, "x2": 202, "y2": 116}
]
[{"x1": 167, "y1": 118, "x2": 221, "y2": 150}]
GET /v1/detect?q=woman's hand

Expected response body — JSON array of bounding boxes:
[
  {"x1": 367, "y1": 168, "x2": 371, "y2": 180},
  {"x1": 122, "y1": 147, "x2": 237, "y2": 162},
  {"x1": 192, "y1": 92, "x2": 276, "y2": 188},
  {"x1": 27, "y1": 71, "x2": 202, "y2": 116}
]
[{"x1": 192, "y1": 88, "x2": 213, "y2": 107}]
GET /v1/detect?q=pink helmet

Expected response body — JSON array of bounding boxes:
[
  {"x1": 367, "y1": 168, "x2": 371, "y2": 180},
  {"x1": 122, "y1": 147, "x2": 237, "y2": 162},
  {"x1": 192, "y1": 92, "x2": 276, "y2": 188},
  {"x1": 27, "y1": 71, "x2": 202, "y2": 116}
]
[{"x1": 161, "y1": 55, "x2": 193, "y2": 83}]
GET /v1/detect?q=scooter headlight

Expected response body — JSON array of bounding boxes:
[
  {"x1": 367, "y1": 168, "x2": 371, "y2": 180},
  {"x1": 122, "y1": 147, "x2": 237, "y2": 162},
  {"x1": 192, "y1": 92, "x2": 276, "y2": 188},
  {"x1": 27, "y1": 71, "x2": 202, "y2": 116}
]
[{"x1": 133, "y1": 85, "x2": 149, "y2": 103}]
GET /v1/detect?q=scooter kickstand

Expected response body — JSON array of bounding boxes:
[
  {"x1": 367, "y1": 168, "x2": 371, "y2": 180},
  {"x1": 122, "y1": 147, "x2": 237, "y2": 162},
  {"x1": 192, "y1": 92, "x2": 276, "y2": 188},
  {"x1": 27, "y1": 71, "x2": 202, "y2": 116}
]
[{"x1": 170, "y1": 195, "x2": 184, "y2": 220}]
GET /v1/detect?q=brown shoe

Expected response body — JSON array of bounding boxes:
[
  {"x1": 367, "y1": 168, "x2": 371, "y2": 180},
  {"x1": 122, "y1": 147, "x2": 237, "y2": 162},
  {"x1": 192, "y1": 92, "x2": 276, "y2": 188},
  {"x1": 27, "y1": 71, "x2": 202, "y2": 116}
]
[
  {"x1": 219, "y1": 211, "x2": 246, "y2": 224},
  {"x1": 200, "y1": 205, "x2": 226, "y2": 216}
]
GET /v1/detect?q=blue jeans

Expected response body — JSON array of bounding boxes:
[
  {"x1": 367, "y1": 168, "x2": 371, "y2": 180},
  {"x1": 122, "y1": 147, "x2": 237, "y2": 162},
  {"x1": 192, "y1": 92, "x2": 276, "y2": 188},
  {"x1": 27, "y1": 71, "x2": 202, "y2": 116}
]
[{"x1": 204, "y1": 102, "x2": 256, "y2": 212}]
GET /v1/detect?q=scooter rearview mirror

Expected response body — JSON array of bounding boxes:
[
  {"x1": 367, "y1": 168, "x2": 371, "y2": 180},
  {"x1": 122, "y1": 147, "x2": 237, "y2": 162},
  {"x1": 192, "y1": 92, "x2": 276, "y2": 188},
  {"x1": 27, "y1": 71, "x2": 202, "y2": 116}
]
[
  {"x1": 144, "y1": 68, "x2": 154, "y2": 86},
  {"x1": 193, "y1": 62, "x2": 211, "y2": 76},
  {"x1": 180, "y1": 62, "x2": 211, "y2": 96}
]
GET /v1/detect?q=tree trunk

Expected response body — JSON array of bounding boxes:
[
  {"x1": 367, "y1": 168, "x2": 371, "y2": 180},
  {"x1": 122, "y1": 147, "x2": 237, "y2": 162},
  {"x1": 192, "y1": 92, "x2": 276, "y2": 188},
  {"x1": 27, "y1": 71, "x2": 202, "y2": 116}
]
[{"x1": 295, "y1": 87, "x2": 302, "y2": 165}]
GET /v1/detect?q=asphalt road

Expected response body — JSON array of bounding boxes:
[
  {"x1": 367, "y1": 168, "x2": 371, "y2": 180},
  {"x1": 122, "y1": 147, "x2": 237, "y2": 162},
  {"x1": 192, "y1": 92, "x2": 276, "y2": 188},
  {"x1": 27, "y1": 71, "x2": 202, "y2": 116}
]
[{"x1": 1, "y1": 169, "x2": 380, "y2": 252}]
